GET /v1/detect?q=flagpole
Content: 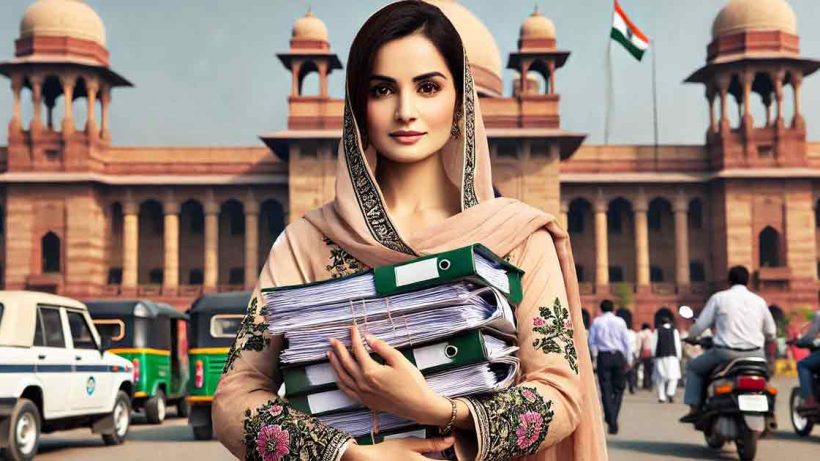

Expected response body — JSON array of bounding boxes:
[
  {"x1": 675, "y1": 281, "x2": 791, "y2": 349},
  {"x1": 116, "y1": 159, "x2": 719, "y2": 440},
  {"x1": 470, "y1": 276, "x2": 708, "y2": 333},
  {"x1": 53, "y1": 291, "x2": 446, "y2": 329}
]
[
  {"x1": 605, "y1": 2, "x2": 615, "y2": 145},
  {"x1": 651, "y1": 40, "x2": 659, "y2": 163}
]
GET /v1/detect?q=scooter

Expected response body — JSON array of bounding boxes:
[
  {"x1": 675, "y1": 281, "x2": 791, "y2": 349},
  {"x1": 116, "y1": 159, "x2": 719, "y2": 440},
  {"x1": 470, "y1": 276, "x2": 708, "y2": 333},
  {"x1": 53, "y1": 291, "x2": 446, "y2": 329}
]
[
  {"x1": 678, "y1": 306, "x2": 778, "y2": 461},
  {"x1": 787, "y1": 338, "x2": 820, "y2": 437}
]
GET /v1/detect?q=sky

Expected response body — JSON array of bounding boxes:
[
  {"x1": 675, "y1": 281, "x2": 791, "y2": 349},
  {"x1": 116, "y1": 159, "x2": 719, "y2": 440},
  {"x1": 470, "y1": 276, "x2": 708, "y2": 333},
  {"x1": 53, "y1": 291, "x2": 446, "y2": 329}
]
[{"x1": 1, "y1": 0, "x2": 819, "y2": 147}]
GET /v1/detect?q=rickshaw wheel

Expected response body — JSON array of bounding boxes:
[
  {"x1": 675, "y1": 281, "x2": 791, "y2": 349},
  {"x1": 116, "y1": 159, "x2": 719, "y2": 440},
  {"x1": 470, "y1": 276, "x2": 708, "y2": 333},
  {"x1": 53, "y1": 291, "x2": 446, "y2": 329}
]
[
  {"x1": 192, "y1": 421, "x2": 213, "y2": 440},
  {"x1": 145, "y1": 389, "x2": 166, "y2": 424}
]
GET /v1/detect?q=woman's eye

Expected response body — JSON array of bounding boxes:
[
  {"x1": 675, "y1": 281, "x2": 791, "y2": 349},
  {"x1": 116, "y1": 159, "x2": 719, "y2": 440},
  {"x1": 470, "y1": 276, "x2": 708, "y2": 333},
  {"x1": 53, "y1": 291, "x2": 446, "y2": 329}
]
[
  {"x1": 418, "y1": 81, "x2": 440, "y2": 95},
  {"x1": 369, "y1": 85, "x2": 393, "y2": 97}
]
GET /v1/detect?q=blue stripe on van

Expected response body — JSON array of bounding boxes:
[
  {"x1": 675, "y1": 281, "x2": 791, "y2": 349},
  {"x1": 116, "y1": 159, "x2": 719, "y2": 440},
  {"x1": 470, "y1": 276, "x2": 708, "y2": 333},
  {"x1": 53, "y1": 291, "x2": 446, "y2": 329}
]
[
  {"x1": 0, "y1": 364, "x2": 126, "y2": 373},
  {"x1": 0, "y1": 364, "x2": 36, "y2": 373}
]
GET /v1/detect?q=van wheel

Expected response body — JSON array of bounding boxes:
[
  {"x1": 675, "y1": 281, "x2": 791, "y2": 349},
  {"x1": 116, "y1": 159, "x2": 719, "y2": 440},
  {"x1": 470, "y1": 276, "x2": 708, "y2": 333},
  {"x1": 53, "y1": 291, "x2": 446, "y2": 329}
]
[
  {"x1": 145, "y1": 389, "x2": 167, "y2": 424},
  {"x1": 102, "y1": 391, "x2": 131, "y2": 445},
  {"x1": 192, "y1": 421, "x2": 213, "y2": 440},
  {"x1": 5, "y1": 399, "x2": 41, "y2": 461},
  {"x1": 177, "y1": 398, "x2": 190, "y2": 418}
]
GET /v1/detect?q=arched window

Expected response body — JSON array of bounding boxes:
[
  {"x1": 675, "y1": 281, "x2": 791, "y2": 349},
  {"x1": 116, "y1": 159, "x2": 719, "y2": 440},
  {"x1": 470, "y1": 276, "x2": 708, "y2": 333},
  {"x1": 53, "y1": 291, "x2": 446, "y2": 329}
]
[
  {"x1": 650, "y1": 265, "x2": 664, "y2": 282},
  {"x1": 42, "y1": 232, "x2": 61, "y2": 273},
  {"x1": 688, "y1": 199, "x2": 703, "y2": 230},
  {"x1": 609, "y1": 266, "x2": 624, "y2": 282},
  {"x1": 568, "y1": 199, "x2": 591, "y2": 234},
  {"x1": 690, "y1": 261, "x2": 706, "y2": 282},
  {"x1": 575, "y1": 264, "x2": 585, "y2": 282},
  {"x1": 189, "y1": 269, "x2": 203, "y2": 285},
  {"x1": 759, "y1": 226, "x2": 781, "y2": 267}
]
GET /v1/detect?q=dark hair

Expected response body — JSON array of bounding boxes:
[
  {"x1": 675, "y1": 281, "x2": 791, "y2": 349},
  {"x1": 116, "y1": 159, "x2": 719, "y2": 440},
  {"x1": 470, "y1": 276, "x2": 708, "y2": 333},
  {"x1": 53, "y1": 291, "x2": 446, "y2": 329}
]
[
  {"x1": 728, "y1": 265, "x2": 749, "y2": 286},
  {"x1": 641, "y1": 322, "x2": 651, "y2": 330},
  {"x1": 346, "y1": 0, "x2": 465, "y2": 148},
  {"x1": 600, "y1": 299, "x2": 614, "y2": 313}
]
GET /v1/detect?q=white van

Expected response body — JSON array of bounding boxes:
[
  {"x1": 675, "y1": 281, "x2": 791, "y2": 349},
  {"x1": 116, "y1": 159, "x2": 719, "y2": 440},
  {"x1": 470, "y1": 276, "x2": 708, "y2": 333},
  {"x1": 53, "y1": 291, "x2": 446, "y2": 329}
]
[{"x1": 0, "y1": 291, "x2": 134, "y2": 461}]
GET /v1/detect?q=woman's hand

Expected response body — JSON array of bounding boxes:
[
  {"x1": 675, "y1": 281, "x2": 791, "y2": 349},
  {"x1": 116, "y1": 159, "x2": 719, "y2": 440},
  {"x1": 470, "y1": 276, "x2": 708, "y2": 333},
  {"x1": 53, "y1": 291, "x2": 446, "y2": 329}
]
[
  {"x1": 328, "y1": 324, "x2": 452, "y2": 426},
  {"x1": 341, "y1": 437, "x2": 454, "y2": 461}
]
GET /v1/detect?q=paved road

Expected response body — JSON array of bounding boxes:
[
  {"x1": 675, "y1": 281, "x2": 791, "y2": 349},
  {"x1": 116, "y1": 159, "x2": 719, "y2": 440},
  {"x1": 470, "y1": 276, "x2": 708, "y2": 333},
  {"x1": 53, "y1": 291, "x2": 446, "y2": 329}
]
[
  {"x1": 18, "y1": 377, "x2": 820, "y2": 460},
  {"x1": 608, "y1": 376, "x2": 820, "y2": 460}
]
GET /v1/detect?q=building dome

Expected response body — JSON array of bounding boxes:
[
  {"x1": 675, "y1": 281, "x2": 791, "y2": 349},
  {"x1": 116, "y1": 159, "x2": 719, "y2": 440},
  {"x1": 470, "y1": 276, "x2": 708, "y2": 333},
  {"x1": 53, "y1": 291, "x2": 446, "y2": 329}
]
[
  {"x1": 712, "y1": 0, "x2": 797, "y2": 39},
  {"x1": 292, "y1": 9, "x2": 328, "y2": 42},
  {"x1": 424, "y1": 0, "x2": 502, "y2": 95},
  {"x1": 20, "y1": 0, "x2": 106, "y2": 47},
  {"x1": 520, "y1": 8, "x2": 556, "y2": 40}
]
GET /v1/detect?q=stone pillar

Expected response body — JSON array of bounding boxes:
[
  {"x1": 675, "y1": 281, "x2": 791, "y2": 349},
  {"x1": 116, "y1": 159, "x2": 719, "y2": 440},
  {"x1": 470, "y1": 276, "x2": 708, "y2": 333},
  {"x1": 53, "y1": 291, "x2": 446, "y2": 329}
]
[
  {"x1": 792, "y1": 72, "x2": 804, "y2": 129},
  {"x1": 100, "y1": 84, "x2": 111, "y2": 140},
  {"x1": 547, "y1": 61, "x2": 556, "y2": 95},
  {"x1": 594, "y1": 196, "x2": 609, "y2": 286},
  {"x1": 717, "y1": 74, "x2": 730, "y2": 132},
  {"x1": 60, "y1": 74, "x2": 76, "y2": 136},
  {"x1": 706, "y1": 85, "x2": 716, "y2": 134},
  {"x1": 634, "y1": 194, "x2": 650, "y2": 286},
  {"x1": 9, "y1": 75, "x2": 23, "y2": 134},
  {"x1": 85, "y1": 79, "x2": 99, "y2": 139},
  {"x1": 244, "y1": 196, "x2": 260, "y2": 289},
  {"x1": 773, "y1": 70, "x2": 785, "y2": 129},
  {"x1": 559, "y1": 199, "x2": 569, "y2": 231},
  {"x1": 204, "y1": 197, "x2": 219, "y2": 291},
  {"x1": 162, "y1": 199, "x2": 180, "y2": 294},
  {"x1": 673, "y1": 195, "x2": 690, "y2": 287},
  {"x1": 291, "y1": 61, "x2": 301, "y2": 97},
  {"x1": 122, "y1": 199, "x2": 139, "y2": 290},
  {"x1": 741, "y1": 71, "x2": 753, "y2": 129},
  {"x1": 30, "y1": 75, "x2": 43, "y2": 133},
  {"x1": 318, "y1": 61, "x2": 328, "y2": 97}
]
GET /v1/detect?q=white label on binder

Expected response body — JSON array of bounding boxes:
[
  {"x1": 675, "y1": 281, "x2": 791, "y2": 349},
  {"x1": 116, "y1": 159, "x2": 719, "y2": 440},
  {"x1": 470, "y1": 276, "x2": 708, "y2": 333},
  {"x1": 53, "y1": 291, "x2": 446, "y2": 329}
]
[
  {"x1": 305, "y1": 362, "x2": 336, "y2": 386},
  {"x1": 307, "y1": 389, "x2": 357, "y2": 414},
  {"x1": 395, "y1": 258, "x2": 440, "y2": 287},
  {"x1": 413, "y1": 342, "x2": 455, "y2": 370}
]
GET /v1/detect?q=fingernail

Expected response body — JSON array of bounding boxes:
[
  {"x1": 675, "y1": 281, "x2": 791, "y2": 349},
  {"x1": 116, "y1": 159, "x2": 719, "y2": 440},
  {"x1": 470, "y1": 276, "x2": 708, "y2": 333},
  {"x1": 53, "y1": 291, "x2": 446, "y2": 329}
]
[
  {"x1": 365, "y1": 334, "x2": 376, "y2": 343},
  {"x1": 326, "y1": 351, "x2": 331, "y2": 358}
]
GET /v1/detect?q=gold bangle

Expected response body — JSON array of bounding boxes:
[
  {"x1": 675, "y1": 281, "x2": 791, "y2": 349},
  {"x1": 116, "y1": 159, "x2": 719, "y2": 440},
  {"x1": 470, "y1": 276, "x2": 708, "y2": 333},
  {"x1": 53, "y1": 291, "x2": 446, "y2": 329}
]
[{"x1": 440, "y1": 397, "x2": 457, "y2": 435}]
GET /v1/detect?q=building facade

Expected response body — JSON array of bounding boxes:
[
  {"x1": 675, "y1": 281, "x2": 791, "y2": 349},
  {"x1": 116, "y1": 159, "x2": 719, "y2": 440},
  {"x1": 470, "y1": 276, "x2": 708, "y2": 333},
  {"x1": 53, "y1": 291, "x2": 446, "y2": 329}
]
[{"x1": 1, "y1": 0, "x2": 818, "y2": 324}]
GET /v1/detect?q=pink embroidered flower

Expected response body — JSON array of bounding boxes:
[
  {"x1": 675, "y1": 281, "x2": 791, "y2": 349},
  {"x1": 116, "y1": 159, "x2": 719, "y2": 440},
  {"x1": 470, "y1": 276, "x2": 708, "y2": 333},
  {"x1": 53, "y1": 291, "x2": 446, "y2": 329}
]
[
  {"x1": 533, "y1": 317, "x2": 546, "y2": 327},
  {"x1": 521, "y1": 389, "x2": 537, "y2": 402},
  {"x1": 515, "y1": 411, "x2": 543, "y2": 450},
  {"x1": 268, "y1": 405, "x2": 283, "y2": 418},
  {"x1": 256, "y1": 424, "x2": 290, "y2": 461}
]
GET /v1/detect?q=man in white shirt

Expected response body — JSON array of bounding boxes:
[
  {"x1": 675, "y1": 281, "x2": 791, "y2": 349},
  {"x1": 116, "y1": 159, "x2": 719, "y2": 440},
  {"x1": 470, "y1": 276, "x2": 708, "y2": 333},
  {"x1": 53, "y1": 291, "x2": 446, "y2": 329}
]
[
  {"x1": 589, "y1": 299, "x2": 633, "y2": 434},
  {"x1": 680, "y1": 266, "x2": 776, "y2": 422}
]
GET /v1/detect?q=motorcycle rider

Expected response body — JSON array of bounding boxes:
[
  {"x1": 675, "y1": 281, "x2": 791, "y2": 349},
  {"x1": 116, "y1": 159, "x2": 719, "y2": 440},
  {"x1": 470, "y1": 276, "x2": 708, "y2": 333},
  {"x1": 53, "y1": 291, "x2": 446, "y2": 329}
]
[
  {"x1": 795, "y1": 309, "x2": 820, "y2": 411},
  {"x1": 680, "y1": 266, "x2": 777, "y2": 422}
]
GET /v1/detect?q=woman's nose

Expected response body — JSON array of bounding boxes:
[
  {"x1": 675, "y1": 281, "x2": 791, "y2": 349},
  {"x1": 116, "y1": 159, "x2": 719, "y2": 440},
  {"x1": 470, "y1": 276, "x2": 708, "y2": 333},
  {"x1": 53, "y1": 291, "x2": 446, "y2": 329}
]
[{"x1": 394, "y1": 93, "x2": 417, "y2": 123}]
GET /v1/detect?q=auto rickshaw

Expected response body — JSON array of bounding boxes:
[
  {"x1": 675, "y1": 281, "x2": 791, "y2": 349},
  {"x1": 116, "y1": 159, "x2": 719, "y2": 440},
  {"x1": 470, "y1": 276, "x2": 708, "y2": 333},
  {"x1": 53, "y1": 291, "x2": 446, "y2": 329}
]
[
  {"x1": 186, "y1": 291, "x2": 250, "y2": 440},
  {"x1": 86, "y1": 300, "x2": 189, "y2": 424}
]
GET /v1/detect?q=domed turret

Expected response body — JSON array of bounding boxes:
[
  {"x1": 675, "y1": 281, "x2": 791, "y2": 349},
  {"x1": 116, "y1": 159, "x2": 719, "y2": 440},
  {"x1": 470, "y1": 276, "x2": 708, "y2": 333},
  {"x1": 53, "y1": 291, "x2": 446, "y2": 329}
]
[
  {"x1": 20, "y1": 0, "x2": 106, "y2": 46},
  {"x1": 712, "y1": 0, "x2": 796, "y2": 39},
  {"x1": 291, "y1": 9, "x2": 329, "y2": 44}
]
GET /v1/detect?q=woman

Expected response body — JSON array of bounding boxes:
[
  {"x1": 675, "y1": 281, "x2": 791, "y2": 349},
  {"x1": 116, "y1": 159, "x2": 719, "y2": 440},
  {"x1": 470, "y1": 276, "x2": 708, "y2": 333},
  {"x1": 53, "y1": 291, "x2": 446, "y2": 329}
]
[
  {"x1": 636, "y1": 322, "x2": 653, "y2": 390},
  {"x1": 213, "y1": 2, "x2": 605, "y2": 460},
  {"x1": 651, "y1": 316, "x2": 682, "y2": 403}
]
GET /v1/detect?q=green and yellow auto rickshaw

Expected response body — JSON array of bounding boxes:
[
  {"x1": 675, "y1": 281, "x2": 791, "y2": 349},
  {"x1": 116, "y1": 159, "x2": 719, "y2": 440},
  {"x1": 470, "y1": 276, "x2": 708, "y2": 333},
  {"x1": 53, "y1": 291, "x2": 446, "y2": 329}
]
[
  {"x1": 186, "y1": 291, "x2": 250, "y2": 440},
  {"x1": 86, "y1": 300, "x2": 189, "y2": 424}
]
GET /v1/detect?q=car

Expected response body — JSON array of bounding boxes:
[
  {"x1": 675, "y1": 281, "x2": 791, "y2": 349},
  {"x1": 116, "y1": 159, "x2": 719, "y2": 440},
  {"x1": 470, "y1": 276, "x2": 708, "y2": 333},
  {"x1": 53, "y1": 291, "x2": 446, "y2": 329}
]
[
  {"x1": 0, "y1": 291, "x2": 134, "y2": 461},
  {"x1": 86, "y1": 300, "x2": 189, "y2": 424},
  {"x1": 186, "y1": 291, "x2": 250, "y2": 440}
]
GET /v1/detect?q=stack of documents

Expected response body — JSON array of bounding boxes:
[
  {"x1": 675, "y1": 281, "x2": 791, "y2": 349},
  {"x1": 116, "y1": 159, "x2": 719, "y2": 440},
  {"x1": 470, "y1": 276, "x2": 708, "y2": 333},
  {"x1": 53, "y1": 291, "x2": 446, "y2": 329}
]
[{"x1": 261, "y1": 244, "x2": 525, "y2": 442}]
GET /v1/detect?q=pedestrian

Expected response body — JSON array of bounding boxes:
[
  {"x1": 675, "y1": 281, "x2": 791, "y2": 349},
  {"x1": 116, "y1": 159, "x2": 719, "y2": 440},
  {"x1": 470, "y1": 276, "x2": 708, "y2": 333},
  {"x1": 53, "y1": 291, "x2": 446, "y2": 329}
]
[
  {"x1": 652, "y1": 315, "x2": 682, "y2": 403},
  {"x1": 616, "y1": 308, "x2": 639, "y2": 394},
  {"x1": 680, "y1": 266, "x2": 776, "y2": 422},
  {"x1": 589, "y1": 299, "x2": 633, "y2": 434},
  {"x1": 636, "y1": 322, "x2": 654, "y2": 390}
]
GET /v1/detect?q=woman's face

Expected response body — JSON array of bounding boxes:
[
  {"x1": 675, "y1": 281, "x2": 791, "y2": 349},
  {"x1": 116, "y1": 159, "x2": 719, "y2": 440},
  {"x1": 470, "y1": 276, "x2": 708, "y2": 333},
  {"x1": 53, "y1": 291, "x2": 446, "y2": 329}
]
[{"x1": 365, "y1": 33, "x2": 457, "y2": 163}]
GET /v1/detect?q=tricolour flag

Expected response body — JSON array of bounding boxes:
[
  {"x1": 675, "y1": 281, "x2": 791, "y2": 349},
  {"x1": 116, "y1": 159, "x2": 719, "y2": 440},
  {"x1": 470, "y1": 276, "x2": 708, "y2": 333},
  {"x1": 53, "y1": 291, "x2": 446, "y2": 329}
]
[{"x1": 611, "y1": 0, "x2": 649, "y2": 61}]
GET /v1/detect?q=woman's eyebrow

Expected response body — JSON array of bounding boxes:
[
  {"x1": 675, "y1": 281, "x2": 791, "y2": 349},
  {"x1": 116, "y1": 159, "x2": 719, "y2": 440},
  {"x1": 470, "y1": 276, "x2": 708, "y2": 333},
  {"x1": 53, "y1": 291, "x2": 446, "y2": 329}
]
[{"x1": 369, "y1": 71, "x2": 447, "y2": 83}]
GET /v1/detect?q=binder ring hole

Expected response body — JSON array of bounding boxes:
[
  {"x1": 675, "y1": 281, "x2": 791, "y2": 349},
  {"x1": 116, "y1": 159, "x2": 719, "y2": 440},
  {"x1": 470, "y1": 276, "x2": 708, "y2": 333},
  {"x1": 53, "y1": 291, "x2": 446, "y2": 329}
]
[
  {"x1": 444, "y1": 345, "x2": 458, "y2": 358},
  {"x1": 439, "y1": 259, "x2": 451, "y2": 271}
]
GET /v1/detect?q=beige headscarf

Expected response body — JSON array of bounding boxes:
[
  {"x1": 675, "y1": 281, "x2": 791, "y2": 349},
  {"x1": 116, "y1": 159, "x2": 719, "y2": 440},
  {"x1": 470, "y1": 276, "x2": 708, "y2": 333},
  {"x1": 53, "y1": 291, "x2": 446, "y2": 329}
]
[{"x1": 303, "y1": 33, "x2": 606, "y2": 461}]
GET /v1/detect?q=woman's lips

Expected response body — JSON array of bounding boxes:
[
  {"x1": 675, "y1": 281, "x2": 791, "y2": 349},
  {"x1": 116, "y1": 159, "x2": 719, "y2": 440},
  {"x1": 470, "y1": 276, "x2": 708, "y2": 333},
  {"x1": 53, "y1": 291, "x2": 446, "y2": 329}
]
[{"x1": 389, "y1": 132, "x2": 426, "y2": 145}]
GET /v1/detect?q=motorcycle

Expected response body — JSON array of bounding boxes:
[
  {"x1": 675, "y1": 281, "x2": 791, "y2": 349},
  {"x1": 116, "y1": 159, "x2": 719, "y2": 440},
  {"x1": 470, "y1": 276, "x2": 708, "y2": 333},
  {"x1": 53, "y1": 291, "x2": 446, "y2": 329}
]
[
  {"x1": 787, "y1": 338, "x2": 820, "y2": 437},
  {"x1": 678, "y1": 306, "x2": 778, "y2": 461}
]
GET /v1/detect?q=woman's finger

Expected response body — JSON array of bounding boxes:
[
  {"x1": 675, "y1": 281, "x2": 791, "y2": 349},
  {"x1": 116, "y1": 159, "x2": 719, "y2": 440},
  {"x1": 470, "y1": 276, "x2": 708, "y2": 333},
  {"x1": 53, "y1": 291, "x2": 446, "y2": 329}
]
[
  {"x1": 329, "y1": 337, "x2": 363, "y2": 381},
  {"x1": 328, "y1": 350, "x2": 359, "y2": 394},
  {"x1": 350, "y1": 324, "x2": 378, "y2": 370}
]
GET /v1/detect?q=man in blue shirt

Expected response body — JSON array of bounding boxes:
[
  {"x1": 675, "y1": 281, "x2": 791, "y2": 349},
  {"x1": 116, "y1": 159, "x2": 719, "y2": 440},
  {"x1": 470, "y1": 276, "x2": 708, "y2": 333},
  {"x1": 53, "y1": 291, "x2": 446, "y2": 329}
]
[{"x1": 588, "y1": 299, "x2": 633, "y2": 434}]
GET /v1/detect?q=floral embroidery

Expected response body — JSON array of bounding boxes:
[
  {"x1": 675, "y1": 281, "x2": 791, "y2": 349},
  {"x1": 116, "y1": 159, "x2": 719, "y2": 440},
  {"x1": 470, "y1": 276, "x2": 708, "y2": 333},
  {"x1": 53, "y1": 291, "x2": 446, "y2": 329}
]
[
  {"x1": 516, "y1": 411, "x2": 544, "y2": 450},
  {"x1": 243, "y1": 399, "x2": 350, "y2": 461},
  {"x1": 462, "y1": 386, "x2": 554, "y2": 460},
  {"x1": 532, "y1": 297, "x2": 579, "y2": 374},
  {"x1": 461, "y1": 50, "x2": 479, "y2": 210},
  {"x1": 256, "y1": 425, "x2": 290, "y2": 461},
  {"x1": 223, "y1": 296, "x2": 271, "y2": 374},
  {"x1": 323, "y1": 238, "x2": 367, "y2": 279}
]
